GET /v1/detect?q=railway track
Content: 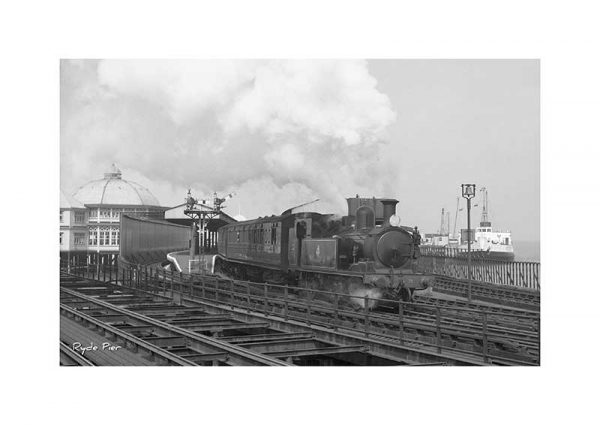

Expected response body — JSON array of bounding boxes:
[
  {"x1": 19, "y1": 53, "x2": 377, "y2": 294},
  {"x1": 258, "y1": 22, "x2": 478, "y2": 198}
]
[
  {"x1": 61, "y1": 300, "x2": 209, "y2": 366},
  {"x1": 432, "y1": 275, "x2": 540, "y2": 310},
  {"x1": 163, "y1": 274, "x2": 540, "y2": 365},
  {"x1": 412, "y1": 294, "x2": 539, "y2": 317},
  {"x1": 59, "y1": 341, "x2": 95, "y2": 366},
  {"x1": 65, "y1": 268, "x2": 539, "y2": 365},
  {"x1": 60, "y1": 273, "x2": 403, "y2": 366},
  {"x1": 278, "y1": 296, "x2": 539, "y2": 365},
  {"x1": 410, "y1": 296, "x2": 539, "y2": 332},
  {"x1": 61, "y1": 287, "x2": 290, "y2": 366}
]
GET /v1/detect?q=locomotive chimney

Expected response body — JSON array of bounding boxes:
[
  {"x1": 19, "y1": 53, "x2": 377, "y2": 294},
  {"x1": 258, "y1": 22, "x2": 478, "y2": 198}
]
[{"x1": 380, "y1": 199, "x2": 399, "y2": 226}]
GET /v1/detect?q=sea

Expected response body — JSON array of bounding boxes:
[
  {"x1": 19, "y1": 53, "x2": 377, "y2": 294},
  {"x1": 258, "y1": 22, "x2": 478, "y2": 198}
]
[{"x1": 512, "y1": 240, "x2": 540, "y2": 262}]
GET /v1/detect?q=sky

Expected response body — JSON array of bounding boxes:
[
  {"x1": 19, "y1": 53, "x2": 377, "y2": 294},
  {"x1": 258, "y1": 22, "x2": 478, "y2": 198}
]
[{"x1": 60, "y1": 59, "x2": 539, "y2": 242}]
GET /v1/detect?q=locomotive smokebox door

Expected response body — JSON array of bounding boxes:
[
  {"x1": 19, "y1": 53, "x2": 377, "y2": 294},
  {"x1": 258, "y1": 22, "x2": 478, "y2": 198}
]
[{"x1": 376, "y1": 230, "x2": 413, "y2": 268}]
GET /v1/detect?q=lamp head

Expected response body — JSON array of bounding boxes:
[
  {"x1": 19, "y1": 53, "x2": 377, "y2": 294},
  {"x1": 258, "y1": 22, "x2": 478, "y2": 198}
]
[{"x1": 461, "y1": 184, "x2": 476, "y2": 199}]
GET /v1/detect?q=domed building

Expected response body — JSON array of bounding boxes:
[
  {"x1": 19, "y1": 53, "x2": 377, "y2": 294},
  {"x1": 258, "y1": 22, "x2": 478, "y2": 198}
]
[
  {"x1": 73, "y1": 165, "x2": 161, "y2": 208},
  {"x1": 61, "y1": 164, "x2": 167, "y2": 265}
]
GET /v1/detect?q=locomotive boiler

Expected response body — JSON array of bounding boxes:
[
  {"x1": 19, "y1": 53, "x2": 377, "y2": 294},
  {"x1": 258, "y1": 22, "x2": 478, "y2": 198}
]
[{"x1": 215, "y1": 196, "x2": 434, "y2": 306}]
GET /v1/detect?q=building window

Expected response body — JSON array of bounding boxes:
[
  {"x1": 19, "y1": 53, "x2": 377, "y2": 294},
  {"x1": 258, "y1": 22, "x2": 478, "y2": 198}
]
[
  {"x1": 111, "y1": 210, "x2": 120, "y2": 219},
  {"x1": 99, "y1": 226, "x2": 110, "y2": 246},
  {"x1": 60, "y1": 232, "x2": 63, "y2": 245},
  {"x1": 74, "y1": 212, "x2": 85, "y2": 223},
  {"x1": 100, "y1": 209, "x2": 110, "y2": 219},
  {"x1": 74, "y1": 232, "x2": 86, "y2": 245},
  {"x1": 110, "y1": 228, "x2": 120, "y2": 246},
  {"x1": 89, "y1": 227, "x2": 98, "y2": 246},
  {"x1": 60, "y1": 211, "x2": 64, "y2": 223},
  {"x1": 89, "y1": 209, "x2": 98, "y2": 218}
]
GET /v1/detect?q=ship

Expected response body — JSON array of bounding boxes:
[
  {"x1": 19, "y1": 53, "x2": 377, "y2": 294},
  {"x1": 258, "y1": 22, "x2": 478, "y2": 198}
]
[
  {"x1": 422, "y1": 188, "x2": 515, "y2": 262},
  {"x1": 458, "y1": 225, "x2": 515, "y2": 262},
  {"x1": 457, "y1": 187, "x2": 515, "y2": 261}
]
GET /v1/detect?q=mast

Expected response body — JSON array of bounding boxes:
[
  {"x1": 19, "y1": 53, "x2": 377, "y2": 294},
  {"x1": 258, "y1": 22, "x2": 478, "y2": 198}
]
[
  {"x1": 453, "y1": 197, "x2": 459, "y2": 237},
  {"x1": 480, "y1": 187, "x2": 491, "y2": 227},
  {"x1": 439, "y1": 208, "x2": 445, "y2": 234}
]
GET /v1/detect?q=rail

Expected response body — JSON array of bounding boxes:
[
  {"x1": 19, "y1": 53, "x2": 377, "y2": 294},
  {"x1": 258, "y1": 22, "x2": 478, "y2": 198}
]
[
  {"x1": 61, "y1": 286, "x2": 291, "y2": 366},
  {"x1": 418, "y1": 251, "x2": 540, "y2": 291},
  {"x1": 59, "y1": 341, "x2": 95, "y2": 366},
  {"x1": 432, "y1": 274, "x2": 540, "y2": 309},
  {"x1": 77, "y1": 263, "x2": 540, "y2": 365},
  {"x1": 60, "y1": 303, "x2": 198, "y2": 366}
]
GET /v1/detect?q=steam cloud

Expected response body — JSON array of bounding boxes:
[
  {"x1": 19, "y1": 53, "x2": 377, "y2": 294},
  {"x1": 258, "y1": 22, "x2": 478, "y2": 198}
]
[{"x1": 61, "y1": 59, "x2": 397, "y2": 218}]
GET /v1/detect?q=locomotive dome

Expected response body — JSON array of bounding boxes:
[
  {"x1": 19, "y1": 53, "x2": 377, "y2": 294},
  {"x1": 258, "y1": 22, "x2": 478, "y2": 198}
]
[{"x1": 72, "y1": 164, "x2": 160, "y2": 206}]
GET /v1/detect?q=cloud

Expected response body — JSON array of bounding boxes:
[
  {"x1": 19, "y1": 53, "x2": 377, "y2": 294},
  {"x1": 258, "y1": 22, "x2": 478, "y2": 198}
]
[
  {"x1": 97, "y1": 59, "x2": 258, "y2": 124},
  {"x1": 61, "y1": 59, "x2": 397, "y2": 218},
  {"x1": 222, "y1": 60, "x2": 395, "y2": 146}
]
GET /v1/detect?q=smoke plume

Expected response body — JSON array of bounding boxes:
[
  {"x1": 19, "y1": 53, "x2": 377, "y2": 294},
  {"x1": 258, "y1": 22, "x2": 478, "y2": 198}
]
[{"x1": 61, "y1": 59, "x2": 397, "y2": 217}]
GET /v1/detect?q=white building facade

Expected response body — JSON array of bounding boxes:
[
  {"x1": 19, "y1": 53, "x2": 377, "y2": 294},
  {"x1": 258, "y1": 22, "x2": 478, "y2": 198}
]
[
  {"x1": 60, "y1": 164, "x2": 167, "y2": 265},
  {"x1": 60, "y1": 190, "x2": 88, "y2": 254}
]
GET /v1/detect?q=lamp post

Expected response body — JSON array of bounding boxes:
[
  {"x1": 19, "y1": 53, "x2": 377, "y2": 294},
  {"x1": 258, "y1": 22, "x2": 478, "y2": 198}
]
[{"x1": 461, "y1": 183, "x2": 476, "y2": 302}]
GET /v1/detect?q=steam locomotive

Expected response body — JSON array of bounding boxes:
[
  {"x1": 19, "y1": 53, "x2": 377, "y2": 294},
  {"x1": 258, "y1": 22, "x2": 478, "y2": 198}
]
[{"x1": 215, "y1": 196, "x2": 434, "y2": 305}]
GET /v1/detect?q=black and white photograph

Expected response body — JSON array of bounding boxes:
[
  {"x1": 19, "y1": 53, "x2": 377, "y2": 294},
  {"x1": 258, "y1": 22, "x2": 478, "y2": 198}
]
[
  {"x1": 5, "y1": 2, "x2": 600, "y2": 424},
  {"x1": 59, "y1": 59, "x2": 540, "y2": 366}
]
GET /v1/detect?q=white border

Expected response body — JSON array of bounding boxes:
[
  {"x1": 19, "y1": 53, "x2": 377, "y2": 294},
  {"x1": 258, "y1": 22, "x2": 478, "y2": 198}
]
[{"x1": 3, "y1": 1, "x2": 599, "y2": 424}]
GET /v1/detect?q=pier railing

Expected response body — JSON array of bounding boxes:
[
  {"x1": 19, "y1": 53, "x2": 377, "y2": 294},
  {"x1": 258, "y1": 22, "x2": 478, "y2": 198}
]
[
  {"x1": 418, "y1": 251, "x2": 540, "y2": 291},
  {"x1": 420, "y1": 246, "x2": 470, "y2": 258}
]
